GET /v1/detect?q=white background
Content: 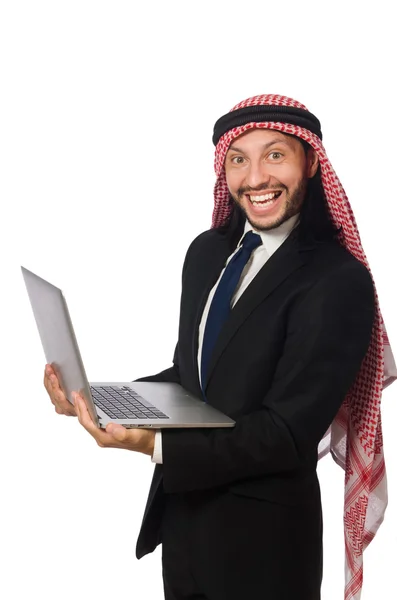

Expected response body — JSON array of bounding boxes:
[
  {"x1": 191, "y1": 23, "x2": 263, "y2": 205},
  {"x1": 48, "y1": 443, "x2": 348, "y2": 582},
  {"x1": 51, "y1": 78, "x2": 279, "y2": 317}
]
[{"x1": 0, "y1": 1, "x2": 396, "y2": 598}]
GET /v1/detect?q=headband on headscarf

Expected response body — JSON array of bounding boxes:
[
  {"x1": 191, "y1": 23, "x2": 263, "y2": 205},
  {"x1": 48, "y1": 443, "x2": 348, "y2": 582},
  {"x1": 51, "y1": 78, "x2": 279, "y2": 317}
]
[
  {"x1": 213, "y1": 104, "x2": 323, "y2": 145},
  {"x1": 211, "y1": 94, "x2": 397, "y2": 600}
]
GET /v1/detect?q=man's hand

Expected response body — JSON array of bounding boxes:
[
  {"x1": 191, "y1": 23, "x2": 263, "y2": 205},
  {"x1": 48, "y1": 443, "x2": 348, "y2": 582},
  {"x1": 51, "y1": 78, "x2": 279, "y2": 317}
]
[
  {"x1": 74, "y1": 391, "x2": 156, "y2": 456},
  {"x1": 44, "y1": 364, "x2": 156, "y2": 456},
  {"x1": 44, "y1": 364, "x2": 77, "y2": 416}
]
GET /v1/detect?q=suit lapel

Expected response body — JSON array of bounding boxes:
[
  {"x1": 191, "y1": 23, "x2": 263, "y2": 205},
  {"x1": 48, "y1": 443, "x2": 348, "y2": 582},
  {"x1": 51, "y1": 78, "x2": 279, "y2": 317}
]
[{"x1": 203, "y1": 230, "x2": 306, "y2": 393}]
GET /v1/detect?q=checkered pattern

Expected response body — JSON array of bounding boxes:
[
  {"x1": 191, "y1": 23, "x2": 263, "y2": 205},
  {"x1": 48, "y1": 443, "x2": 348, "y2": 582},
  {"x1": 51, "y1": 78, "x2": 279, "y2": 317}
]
[{"x1": 212, "y1": 94, "x2": 397, "y2": 600}]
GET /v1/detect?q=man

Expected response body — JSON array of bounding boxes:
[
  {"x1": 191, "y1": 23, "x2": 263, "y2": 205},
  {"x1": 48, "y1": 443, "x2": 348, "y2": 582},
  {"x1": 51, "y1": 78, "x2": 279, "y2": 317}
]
[{"x1": 44, "y1": 94, "x2": 396, "y2": 600}]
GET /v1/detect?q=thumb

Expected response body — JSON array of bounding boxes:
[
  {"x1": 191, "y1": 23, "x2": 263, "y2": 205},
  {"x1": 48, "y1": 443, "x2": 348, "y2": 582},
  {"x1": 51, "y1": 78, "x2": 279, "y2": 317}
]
[{"x1": 106, "y1": 423, "x2": 127, "y2": 441}]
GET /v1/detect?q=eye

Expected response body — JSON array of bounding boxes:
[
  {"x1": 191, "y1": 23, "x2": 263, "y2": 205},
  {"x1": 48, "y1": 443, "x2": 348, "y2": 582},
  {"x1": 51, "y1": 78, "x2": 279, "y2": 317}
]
[
  {"x1": 269, "y1": 151, "x2": 283, "y2": 160},
  {"x1": 230, "y1": 155, "x2": 246, "y2": 165}
]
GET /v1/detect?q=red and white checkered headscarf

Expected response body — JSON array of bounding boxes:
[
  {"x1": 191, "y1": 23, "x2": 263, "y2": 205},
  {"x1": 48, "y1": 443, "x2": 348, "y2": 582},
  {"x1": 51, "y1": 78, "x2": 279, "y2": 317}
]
[{"x1": 212, "y1": 94, "x2": 397, "y2": 600}]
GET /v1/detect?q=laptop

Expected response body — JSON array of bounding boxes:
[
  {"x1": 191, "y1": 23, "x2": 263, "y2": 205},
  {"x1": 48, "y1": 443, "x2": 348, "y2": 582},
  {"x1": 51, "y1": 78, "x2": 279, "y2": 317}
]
[{"x1": 21, "y1": 266, "x2": 235, "y2": 430}]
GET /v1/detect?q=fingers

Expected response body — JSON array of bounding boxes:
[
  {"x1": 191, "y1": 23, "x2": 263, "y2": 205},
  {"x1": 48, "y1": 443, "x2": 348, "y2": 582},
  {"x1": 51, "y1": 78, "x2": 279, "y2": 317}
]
[
  {"x1": 43, "y1": 364, "x2": 53, "y2": 395},
  {"x1": 74, "y1": 393, "x2": 96, "y2": 432},
  {"x1": 74, "y1": 393, "x2": 113, "y2": 447},
  {"x1": 43, "y1": 364, "x2": 77, "y2": 417}
]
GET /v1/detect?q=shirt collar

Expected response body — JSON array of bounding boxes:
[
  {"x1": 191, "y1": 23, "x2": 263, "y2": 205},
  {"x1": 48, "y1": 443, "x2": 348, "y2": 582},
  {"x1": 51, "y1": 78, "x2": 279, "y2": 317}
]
[{"x1": 238, "y1": 214, "x2": 300, "y2": 258}]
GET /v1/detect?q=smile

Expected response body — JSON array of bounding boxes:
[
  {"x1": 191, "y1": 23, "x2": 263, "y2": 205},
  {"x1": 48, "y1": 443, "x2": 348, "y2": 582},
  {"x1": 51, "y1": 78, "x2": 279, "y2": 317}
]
[{"x1": 248, "y1": 191, "x2": 282, "y2": 206}]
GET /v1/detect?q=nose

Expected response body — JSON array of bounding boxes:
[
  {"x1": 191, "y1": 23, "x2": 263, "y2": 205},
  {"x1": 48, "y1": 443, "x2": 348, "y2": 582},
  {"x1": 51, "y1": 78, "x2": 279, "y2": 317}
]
[{"x1": 245, "y1": 160, "x2": 271, "y2": 190}]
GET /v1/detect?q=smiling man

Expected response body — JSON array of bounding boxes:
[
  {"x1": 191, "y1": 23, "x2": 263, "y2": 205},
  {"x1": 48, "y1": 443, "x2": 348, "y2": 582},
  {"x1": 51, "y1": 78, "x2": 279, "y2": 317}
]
[
  {"x1": 44, "y1": 94, "x2": 396, "y2": 600},
  {"x1": 225, "y1": 129, "x2": 318, "y2": 231}
]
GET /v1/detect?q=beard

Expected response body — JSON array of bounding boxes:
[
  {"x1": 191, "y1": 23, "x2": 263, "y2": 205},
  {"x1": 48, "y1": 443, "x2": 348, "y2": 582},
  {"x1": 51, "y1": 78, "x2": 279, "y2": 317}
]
[{"x1": 230, "y1": 178, "x2": 308, "y2": 232}]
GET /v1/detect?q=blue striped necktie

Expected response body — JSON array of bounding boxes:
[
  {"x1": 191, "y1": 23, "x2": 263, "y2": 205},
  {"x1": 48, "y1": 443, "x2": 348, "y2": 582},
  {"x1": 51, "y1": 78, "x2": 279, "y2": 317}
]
[{"x1": 200, "y1": 230, "x2": 262, "y2": 393}]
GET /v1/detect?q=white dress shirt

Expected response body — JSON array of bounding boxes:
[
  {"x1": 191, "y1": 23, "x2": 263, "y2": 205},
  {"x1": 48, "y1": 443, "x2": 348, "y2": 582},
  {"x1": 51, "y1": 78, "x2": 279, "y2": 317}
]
[{"x1": 151, "y1": 214, "x2": 300, "y2": 464}]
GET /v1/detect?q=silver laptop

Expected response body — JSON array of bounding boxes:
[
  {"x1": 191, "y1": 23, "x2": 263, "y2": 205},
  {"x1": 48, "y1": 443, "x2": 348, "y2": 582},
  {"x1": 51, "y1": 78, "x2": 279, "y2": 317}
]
[{"x1": 21, "y1": 266, "x2": 235, "y2": 430}]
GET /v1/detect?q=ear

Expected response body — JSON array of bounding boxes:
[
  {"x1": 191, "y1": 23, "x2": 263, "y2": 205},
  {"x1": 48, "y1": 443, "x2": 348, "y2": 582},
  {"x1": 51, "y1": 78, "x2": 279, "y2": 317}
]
[{"x1": 306, "y1": 149, "x2": 319, "y2": 178}]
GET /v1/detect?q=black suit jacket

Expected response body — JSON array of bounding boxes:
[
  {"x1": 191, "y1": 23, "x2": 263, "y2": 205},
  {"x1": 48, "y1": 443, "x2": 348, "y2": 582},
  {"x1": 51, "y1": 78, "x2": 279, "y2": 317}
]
[{"x1": 135, "y1": 224, "x2": 375, "y2": 560}]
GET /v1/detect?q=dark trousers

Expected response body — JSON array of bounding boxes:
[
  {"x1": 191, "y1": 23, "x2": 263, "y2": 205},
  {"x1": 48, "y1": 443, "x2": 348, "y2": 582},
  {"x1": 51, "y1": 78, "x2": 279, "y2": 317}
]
[{"x1": 161, "y1": 487, "x2": 323, "y2": 600}]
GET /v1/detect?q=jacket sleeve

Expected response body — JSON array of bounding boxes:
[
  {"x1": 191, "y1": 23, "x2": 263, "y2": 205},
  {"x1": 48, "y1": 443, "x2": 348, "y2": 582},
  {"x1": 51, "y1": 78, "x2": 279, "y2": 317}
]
[{"x1": 160, "y1": 259, "x2": 376, "y2": 494}]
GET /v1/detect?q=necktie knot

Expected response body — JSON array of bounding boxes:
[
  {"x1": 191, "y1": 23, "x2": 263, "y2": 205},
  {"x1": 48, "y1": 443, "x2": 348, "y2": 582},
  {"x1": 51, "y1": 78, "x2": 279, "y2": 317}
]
[{"x1": 241, "y1": 230, "x2": 262, "y2": 253}]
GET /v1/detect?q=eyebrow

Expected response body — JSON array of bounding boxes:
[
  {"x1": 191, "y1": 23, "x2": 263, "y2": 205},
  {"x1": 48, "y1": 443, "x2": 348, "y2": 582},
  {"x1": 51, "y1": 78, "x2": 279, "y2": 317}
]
[{"x1": 227, "y1": 138, "x2": 296, "y2": 154}]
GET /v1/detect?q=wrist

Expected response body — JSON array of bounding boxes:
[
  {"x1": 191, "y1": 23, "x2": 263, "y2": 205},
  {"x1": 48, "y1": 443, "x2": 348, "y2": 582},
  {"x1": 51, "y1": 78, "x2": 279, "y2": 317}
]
[{"x1": 141, "y1": 430, "x2": 156, "y2": 456}]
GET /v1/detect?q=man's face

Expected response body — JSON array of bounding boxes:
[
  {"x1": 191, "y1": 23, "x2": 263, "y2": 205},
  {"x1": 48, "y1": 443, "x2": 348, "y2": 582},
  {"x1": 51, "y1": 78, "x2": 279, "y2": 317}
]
[{"x1": 224, "y1": 129, "x2": 319, "y2": 231}]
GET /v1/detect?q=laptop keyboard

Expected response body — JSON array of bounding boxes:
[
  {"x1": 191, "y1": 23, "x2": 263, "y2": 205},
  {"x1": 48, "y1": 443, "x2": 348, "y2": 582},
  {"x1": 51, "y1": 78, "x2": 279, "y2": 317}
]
[{"x1": 90, "y1": 386, "x2": 169, "y2": 420}]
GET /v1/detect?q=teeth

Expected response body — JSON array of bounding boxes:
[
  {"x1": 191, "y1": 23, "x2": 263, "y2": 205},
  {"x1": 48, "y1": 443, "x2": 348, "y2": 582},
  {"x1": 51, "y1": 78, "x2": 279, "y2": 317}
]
[
  {"x1": 249, "y1": 192, "x2": 278, "y2": 202},
  {"x1": 249, "y1": 192, "x2": 280, "y2": 205}
]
